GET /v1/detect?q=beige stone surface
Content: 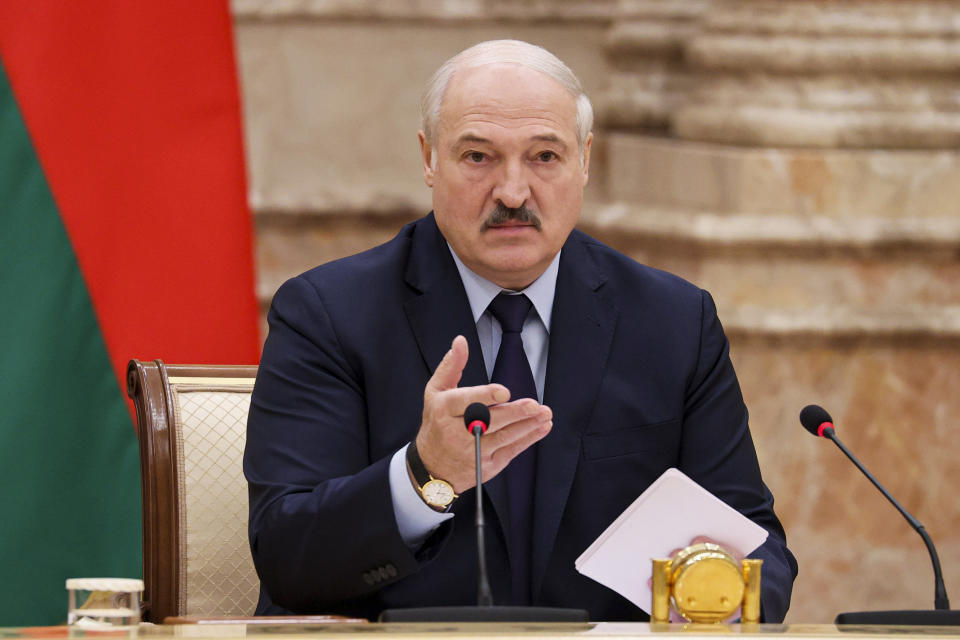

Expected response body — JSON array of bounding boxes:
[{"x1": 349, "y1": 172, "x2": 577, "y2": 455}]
[
  {"x1": 701, "y1": 1, "x2": 960, "y2": 38},
  {"x1": 673, "y1": 105, "x2": 960, "y2": 149},
  {"x1": 606, "y1": 134, "x2": 960, "y2": 218},
  {"x1": 582, "y1": 224, "x2": 960, "y2": 337},
  {"x1": 688, "y1": 34, "x2": 960, "y2": 74},
  {"x1": 600, "y1": 70, "x2": 691, "y2": 129},
  {"x1": 232, "y1": 0, "x2": 618, "y2": 22},
  {"x1": 674, "y1": 1, "x2": 960, "y2": 147},
  {"x1": 672, "y1": 72, "x2": 960, "y2": 148},
  {"x1": 732, "y1": 339, "x2": 960, "y2": 622},
  {"x1": 583, "y1": 203, "x2": 960, "y2": 249},
  {"x1": 598, "y1": 2, "x2": 710, "y2": 130}
]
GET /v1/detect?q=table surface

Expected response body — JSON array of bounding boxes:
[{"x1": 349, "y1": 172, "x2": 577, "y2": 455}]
[{"x1": 3, "y1": 623, "x2": 960, "y2": 640}]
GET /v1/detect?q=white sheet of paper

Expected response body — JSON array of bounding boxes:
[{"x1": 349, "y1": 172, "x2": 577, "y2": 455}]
[{"x1": 574, "y1": 467, "x2": 769, "y2": 613}]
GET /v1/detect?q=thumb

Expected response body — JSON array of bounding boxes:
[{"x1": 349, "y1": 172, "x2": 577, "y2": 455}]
[{"x1": 426, "y1": 335, "x2": 469, "y2": 394}]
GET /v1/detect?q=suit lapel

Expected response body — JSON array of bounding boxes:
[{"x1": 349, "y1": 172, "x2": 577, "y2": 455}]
[
  {"x1": 402, "y1": 214, "x2": 487, "y2": 388},
  {"x1": 532, "y1": 231, "x2": 618, "y2": 599}
]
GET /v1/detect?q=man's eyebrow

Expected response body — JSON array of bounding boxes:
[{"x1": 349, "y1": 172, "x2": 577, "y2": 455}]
[
  {"x1": 454, "y1": 133, "x2": 569, "y2": 147},
  {"x1": 455, "y1": 133, "x2": 491, "y2": 145},
  {"x1": 531, "y1": 133, "x2": 565, "y2": 145}
]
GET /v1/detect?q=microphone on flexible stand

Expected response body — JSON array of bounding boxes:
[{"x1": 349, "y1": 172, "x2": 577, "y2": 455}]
[
  {"x1": 800, "y1": 404, "x2": 958, "y2": 625},
  {"x1": 379, "y1": 403, "x2": 588, "y2": 623},
  {"x1": 464, "y1": 402, "x2": 494, "y2": 607}
]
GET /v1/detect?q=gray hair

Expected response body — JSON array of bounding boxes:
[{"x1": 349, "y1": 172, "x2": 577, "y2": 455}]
[{"x1": 420, "y1": 40, "x2": 594, "y2": 153}]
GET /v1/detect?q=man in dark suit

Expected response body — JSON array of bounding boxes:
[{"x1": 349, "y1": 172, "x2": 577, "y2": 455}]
[{"x1": 244, "y1": 39, "x2": 798, "y2": 622}]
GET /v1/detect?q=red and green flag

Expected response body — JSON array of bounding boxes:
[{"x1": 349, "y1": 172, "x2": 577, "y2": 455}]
[{"x1": 0, "y1": 3, "x2": 260, "y2": 625}]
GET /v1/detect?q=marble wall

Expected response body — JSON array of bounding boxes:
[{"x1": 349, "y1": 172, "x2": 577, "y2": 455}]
[{"x1": 232, "y1": 0, "x2": 960, "y2": 623}]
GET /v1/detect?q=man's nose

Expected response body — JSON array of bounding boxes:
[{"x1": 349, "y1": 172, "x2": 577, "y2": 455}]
[{"x1": 492, "y1": 161, "x2": 531, "y2": 209}]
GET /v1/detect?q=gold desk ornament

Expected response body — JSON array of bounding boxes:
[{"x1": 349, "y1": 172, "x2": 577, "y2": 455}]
[{"x1": 651, "y1": 542, "x2": 762, "y2": 625}]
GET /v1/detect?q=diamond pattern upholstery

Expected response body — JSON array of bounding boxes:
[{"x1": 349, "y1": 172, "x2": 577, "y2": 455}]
[
  {"x1": 172, "y1": 386, "x2": 259, "y2": 617},
  {"x1": 127, "y1": 360, "x2": 264, "y2": 622}
]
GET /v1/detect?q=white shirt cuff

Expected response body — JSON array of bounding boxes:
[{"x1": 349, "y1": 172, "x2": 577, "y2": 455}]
[{"x1": 389, "y1": 444, "x2": 453, "y2": 550}]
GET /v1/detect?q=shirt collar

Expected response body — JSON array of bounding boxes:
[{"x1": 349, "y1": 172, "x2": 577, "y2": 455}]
[{"x1": 448, "y1": 244, "x2": 560, "y2": 331}]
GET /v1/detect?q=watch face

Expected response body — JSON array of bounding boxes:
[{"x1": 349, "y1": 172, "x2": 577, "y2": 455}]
[{"x1": 422, "y1": 479, "x2": 455, "y2": 507}]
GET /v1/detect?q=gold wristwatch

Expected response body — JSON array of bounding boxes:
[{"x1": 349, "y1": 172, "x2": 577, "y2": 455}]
[{"x1": 406, "y1": 440, "x2": 458, "y2": 511}]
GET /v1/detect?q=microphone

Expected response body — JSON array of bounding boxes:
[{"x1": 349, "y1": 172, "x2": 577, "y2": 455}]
[
  {"x1": 464, "y1": 402, "x2": 494, "y2": 607},
  {"x1": 800, "y1": 405, "x2": 957, "y2": 625},
  {"x1": 465, "y1": 402, "x2": 489, "y2": 435},
  {"x1": 379, "y1": 402, "x2": 588, "y2": 623}
]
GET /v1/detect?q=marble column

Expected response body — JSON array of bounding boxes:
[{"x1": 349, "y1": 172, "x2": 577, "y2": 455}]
[
  {"x1": 600, "y1": 0, "x2": 712, "y2": 132},
  {"x1": 677, "y1": 0, "x2": 960, "y2": 148}
]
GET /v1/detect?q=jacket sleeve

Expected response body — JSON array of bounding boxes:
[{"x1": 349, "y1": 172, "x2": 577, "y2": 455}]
[
  {"x1": 679, "y1": 290, "x2": 799, "y2": 623},
  {"x1": 243, "y1": 276, "x2": 448, "y2": 613}
]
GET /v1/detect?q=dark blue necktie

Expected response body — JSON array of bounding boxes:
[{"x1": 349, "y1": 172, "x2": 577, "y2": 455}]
[{"x1": 487, "y1": 292, "x2": 537, "y2": 605}]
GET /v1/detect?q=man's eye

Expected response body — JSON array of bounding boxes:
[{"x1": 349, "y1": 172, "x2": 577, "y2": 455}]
[
  {"x1": 537, "y1": 151, "x2": 558, "y2": 162},
  {"x1": 466, "y1": 151, "x2": 486, "y2": 163}
]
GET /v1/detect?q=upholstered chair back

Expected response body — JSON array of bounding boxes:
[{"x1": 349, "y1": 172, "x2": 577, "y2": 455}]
[{"x1": 127, "y1": 360, "x2": 259, "y2": 622}]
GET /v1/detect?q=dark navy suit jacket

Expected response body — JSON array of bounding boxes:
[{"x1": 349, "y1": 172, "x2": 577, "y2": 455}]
[{"x1": 244, "y1": 213, "x2": 798, "y2": 621}]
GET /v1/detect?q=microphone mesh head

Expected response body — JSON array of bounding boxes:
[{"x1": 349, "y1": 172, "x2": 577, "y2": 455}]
[
  {"x1": 464, "y1": 402, "x2": 490, "y2": 431},
  {"x1": 800, "y1": 404, "x2": 833, "y2": 436}
]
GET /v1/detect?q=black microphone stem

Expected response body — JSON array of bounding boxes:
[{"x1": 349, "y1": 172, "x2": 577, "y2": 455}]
[
  {"x1": 824, "y1": 428, "x2": 950, "y2": 610},
  {"x1": 474, "y1": 428, "x2": 493, "y2": 607}
]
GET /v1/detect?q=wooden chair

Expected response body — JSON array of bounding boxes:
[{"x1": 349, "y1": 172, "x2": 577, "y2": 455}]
[{"x1": 127, "y1": 359, "x2": 260, "y2": 622}]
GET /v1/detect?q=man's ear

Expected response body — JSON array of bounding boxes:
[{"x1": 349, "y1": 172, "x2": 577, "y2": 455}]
[
  {"x1": 581, "y1": 132, "x2": 593, "y2": 187},
  {"x1": 418, "y1": 131, "x2": 435, "y2": 187}
]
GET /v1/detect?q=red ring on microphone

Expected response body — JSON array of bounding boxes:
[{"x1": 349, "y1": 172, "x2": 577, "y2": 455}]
[
  {"x1": 817, "y1": 422, "x2": 834, "y2": 438},
  {"x1": 468, "y1": 419, "x2": 488, "y2": 435}
]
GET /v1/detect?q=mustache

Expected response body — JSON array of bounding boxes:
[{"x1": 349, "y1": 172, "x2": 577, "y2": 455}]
[{"x1": 482, "y1": 203, "x2": 542, "y2": 230}]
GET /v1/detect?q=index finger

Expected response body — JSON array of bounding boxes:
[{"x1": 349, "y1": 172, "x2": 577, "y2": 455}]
[
  {"x1": 425, "y1": 335, "x2": 470, "y2": 394},
  {"x1": 438, "y1": 383, "x2": 510, "y2": 417}
]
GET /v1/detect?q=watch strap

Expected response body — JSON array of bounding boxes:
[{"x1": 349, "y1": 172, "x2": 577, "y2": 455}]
[{"x1": 406, "y1": 440, "x2": 432, "y2": 488}]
